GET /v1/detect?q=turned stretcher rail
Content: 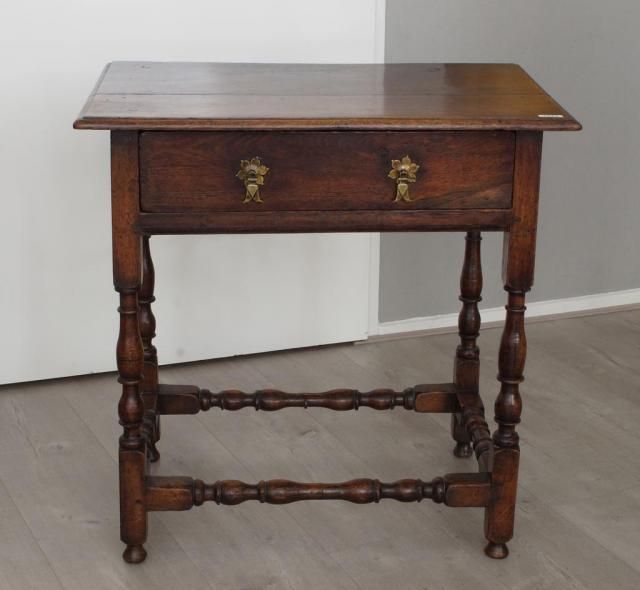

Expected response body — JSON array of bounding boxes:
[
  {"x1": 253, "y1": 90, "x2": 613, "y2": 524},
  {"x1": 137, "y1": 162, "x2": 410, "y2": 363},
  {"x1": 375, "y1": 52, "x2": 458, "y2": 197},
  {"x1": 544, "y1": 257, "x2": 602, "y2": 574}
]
[
  {"x1": 199, "y1": 388, "x2": 417, "y2": 411},
  {"x1": 455, "y1": 391, "x2": 493, "y2": 471},
  {"x1": 155, "y1": 383, "x2": 461, "y2": 414},
  {"x1": 146, "y1": 473, "x2": 491, "y2": 511}
]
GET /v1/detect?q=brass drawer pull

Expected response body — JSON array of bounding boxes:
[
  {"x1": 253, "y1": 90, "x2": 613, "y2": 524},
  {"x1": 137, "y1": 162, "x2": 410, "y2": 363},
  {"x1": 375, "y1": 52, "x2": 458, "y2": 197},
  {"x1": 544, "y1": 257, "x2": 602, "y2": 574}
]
[
  {"x1": 388, "y1": 155, "x2": 420, "y2": 202},
  {"x1": 236, "y1": 157, "x2": 269, "y2": 203}
]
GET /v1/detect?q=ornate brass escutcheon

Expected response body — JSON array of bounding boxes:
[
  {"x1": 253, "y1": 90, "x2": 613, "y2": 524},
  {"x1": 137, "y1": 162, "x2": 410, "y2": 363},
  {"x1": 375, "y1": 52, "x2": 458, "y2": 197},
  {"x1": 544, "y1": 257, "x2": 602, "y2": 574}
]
[
  {"x1": 236, "y1": 157, "x2": 269, "y2": 203},
  {"x1": 388, "y1": 155, "x2": 420, "y2": 202}
]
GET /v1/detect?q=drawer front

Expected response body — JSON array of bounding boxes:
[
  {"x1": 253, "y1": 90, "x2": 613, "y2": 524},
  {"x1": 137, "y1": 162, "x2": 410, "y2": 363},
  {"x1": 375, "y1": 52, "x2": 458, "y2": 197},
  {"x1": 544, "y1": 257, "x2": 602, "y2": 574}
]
[{"x1": 140, "y1": 131, "x2": 515, "y2": 212}]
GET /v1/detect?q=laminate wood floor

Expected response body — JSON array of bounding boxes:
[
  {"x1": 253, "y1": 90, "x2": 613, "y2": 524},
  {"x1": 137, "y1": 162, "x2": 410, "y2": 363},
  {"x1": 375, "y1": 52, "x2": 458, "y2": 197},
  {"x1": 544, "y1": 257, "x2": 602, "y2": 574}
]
[{"x1": 1, "y1": 309, "x2": 639, "y2": 590}]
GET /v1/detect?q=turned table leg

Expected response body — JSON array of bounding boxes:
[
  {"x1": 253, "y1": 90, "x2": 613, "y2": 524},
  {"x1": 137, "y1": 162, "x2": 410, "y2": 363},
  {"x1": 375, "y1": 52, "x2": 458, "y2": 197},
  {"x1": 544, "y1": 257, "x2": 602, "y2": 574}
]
[
  {"x1": 140, "y1": 236, "x2": 160, "y2": 462},
  {"x1": 485, "y1": 289, "x2": 526, "y2": 559},
  {"x1": 117, "y1": 289, "x2": 147, "y2": 564},
  {"x1": 452, "y1": 231, "x2": 482, "y2": 458},
  {"x1": 484, "y1": 131, "x2": 542, "y2": 559},
  {"x1": 112, "y1": 131, "x2": 148, "y2": 564}
]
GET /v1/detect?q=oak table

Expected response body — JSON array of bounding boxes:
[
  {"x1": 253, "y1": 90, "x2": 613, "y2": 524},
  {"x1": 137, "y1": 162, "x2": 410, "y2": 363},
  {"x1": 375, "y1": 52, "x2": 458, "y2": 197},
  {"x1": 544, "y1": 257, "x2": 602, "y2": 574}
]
[{"x1": 74, "y1": 62, "x2": 581, "y2": 564}]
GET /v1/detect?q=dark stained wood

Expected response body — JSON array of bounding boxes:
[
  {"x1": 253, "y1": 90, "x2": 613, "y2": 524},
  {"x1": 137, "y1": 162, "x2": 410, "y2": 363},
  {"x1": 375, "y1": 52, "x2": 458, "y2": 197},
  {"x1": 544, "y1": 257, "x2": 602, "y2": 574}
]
[
  {"x1": 111, "y1": 131, "x2": 147, "y2": 565},
  {"x1": 442, "y1": 473, "x2": 493, "y2": 508},
  {"x1": 95, "y1": 63, "x2": 555, "y2": 96},
  {"x1": 137, "y1": 209, "x2": 513, "y2": 235},
  {"x1": 155, "y1": 383, "x2": 458, "y2": 414},
  {"x1": 110, "y1": 131, "x2": 142, "y2": 289},
  {"x1": 140, "y1": 131, "x2": 514, "y2": 212},
  {"x1": 75, "y1": 62, "x2": 581, "y2": 566},
  {"x1": 155, "y1": 384, "x2": 202, "y2": 415},
  {"x1": 451, "y1": 231, "x2": 483, "y2": 458},
  {"x1": 139, "y1": 236, "x2": 160, "y2": 463},
  {"x1": 502, "y1": 132, "x2": 543, "y2": 290},
  {"x1": 484, "y1": 132, "x2": 542, "y2": 559},
  {"x1": 456, "y1": 391, "x2": 493, "y2": 471},
  {"x1": 484, "y1": 289, "x2": 526, "y2": 560},
  {"x1": 145, "y1": 473, "x2": 491, "y2": 510},
  {"x1": 74, "y1": 62, "x2": 581, "y2": 131},
  {"x1": 413, "y1": 383, "x2": 461, "y2": 413},
  {"x1": 455, "y1": 232, "x2": 483, "y2": 390},
  {"x1": 198, "y1": 387, "x2": 419, "y2": 412}
]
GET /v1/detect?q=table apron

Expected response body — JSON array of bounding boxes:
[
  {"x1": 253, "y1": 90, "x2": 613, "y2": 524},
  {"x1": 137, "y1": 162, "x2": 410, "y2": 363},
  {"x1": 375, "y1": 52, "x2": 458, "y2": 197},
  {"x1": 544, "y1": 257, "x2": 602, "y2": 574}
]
[{"x1": 136, "y1": 209, "x2": 513, "y2": 235}]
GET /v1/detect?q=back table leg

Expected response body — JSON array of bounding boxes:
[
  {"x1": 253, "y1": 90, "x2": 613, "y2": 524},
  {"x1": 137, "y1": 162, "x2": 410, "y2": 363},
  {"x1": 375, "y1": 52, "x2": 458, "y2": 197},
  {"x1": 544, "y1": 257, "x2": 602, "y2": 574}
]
[
  {"x1": 452, "y1": 231, "x2": 483, "y2": 458},
  {"x1": 140, "y1": 236, "x2": 160, "y2": 462}
]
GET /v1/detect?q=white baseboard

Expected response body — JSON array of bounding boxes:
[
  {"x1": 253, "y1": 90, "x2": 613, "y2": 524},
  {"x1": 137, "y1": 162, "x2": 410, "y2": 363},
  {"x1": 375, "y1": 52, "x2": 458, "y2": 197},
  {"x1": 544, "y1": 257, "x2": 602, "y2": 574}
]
[{"x1": 376, "y1": 288, "x2": 640, "y2": 338}]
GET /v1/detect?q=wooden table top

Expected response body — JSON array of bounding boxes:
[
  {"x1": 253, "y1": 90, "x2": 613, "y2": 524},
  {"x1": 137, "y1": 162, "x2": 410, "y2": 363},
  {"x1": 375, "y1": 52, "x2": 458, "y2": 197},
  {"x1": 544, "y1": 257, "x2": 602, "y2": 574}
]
[{"x1": 74, "y1": 62, "x2": 581, "y2": 132}]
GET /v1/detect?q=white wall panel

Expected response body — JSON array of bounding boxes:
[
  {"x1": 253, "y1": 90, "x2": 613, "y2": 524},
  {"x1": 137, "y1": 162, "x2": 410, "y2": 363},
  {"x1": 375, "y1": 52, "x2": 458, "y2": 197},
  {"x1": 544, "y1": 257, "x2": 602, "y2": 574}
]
[{"x1": 0, "y1": 0, "x2": 385, "y2": 383}]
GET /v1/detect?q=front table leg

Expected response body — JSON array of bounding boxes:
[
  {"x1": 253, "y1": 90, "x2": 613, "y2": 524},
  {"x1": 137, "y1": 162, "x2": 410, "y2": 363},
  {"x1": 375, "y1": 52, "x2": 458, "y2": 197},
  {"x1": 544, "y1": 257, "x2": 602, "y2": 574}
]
[
  {"x1": 484, "y1": 131, "x2": 542, "y2": 559},
  {"x1": 112, "y1": 131, "x2": 148, "y2": 563},
  {"x1": 117, "y1": 290, "x2": 147, "y2": 564},
  {"x1": 484, "y1": 289, "x2": 526, "y2": 559}
]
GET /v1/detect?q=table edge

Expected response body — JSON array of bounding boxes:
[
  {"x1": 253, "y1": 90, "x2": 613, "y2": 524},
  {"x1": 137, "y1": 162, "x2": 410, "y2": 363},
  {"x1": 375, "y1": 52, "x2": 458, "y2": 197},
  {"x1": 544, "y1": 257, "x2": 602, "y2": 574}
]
[{"x1": 73, "y1": 117, "x2": 582, "y2": 132}]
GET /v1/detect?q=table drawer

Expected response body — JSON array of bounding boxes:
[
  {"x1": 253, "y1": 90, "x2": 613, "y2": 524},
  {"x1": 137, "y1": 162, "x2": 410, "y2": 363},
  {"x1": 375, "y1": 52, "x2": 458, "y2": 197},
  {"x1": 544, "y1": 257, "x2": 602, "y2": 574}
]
[{"x1": 139, "y1": 131, "x2": 515, "y2": 212}]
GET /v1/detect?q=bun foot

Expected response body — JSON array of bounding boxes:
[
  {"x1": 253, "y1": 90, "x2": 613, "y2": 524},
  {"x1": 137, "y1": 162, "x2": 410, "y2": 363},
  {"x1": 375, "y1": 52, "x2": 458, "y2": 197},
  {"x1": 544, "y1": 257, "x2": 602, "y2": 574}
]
[
  {"x1": 453, "y1": 442, "x2": 473, "y2": 458},
  {"x1": 123, "y1": 544, "x2": 147, "y2": 564},
  {"x1": 148, "y1": 441, "x2": 160, "y2": 463},
  {"x1": 484, "y1": 542, "x2": 509, "y2": 559}
]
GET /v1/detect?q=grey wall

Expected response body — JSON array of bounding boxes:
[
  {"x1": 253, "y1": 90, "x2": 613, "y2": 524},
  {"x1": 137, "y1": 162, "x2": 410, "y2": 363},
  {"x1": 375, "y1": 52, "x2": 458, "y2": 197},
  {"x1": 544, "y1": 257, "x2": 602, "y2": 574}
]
[{"x1": 381, "y1": 1, "x2": 640, "y2": 322}]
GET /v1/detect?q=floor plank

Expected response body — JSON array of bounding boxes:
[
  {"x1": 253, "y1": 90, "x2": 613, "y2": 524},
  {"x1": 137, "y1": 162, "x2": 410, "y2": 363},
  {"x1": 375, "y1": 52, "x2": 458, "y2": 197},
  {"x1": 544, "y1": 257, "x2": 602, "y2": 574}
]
[
  {"x1": 0, "y1": 479, "x2": 63, "y2": 590},
  {"x1": 183, "y1": 359, "x2": 506, "y2": 590},
  {"x1": 66, "y1": 369, "x2": 361, "y2": 590},
  {"x1": 0, "y1": 380, "x2": 215, "y2": 590},
  {"x1": 1, "y1": 309, "x2": 639, "y2": 589}
]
